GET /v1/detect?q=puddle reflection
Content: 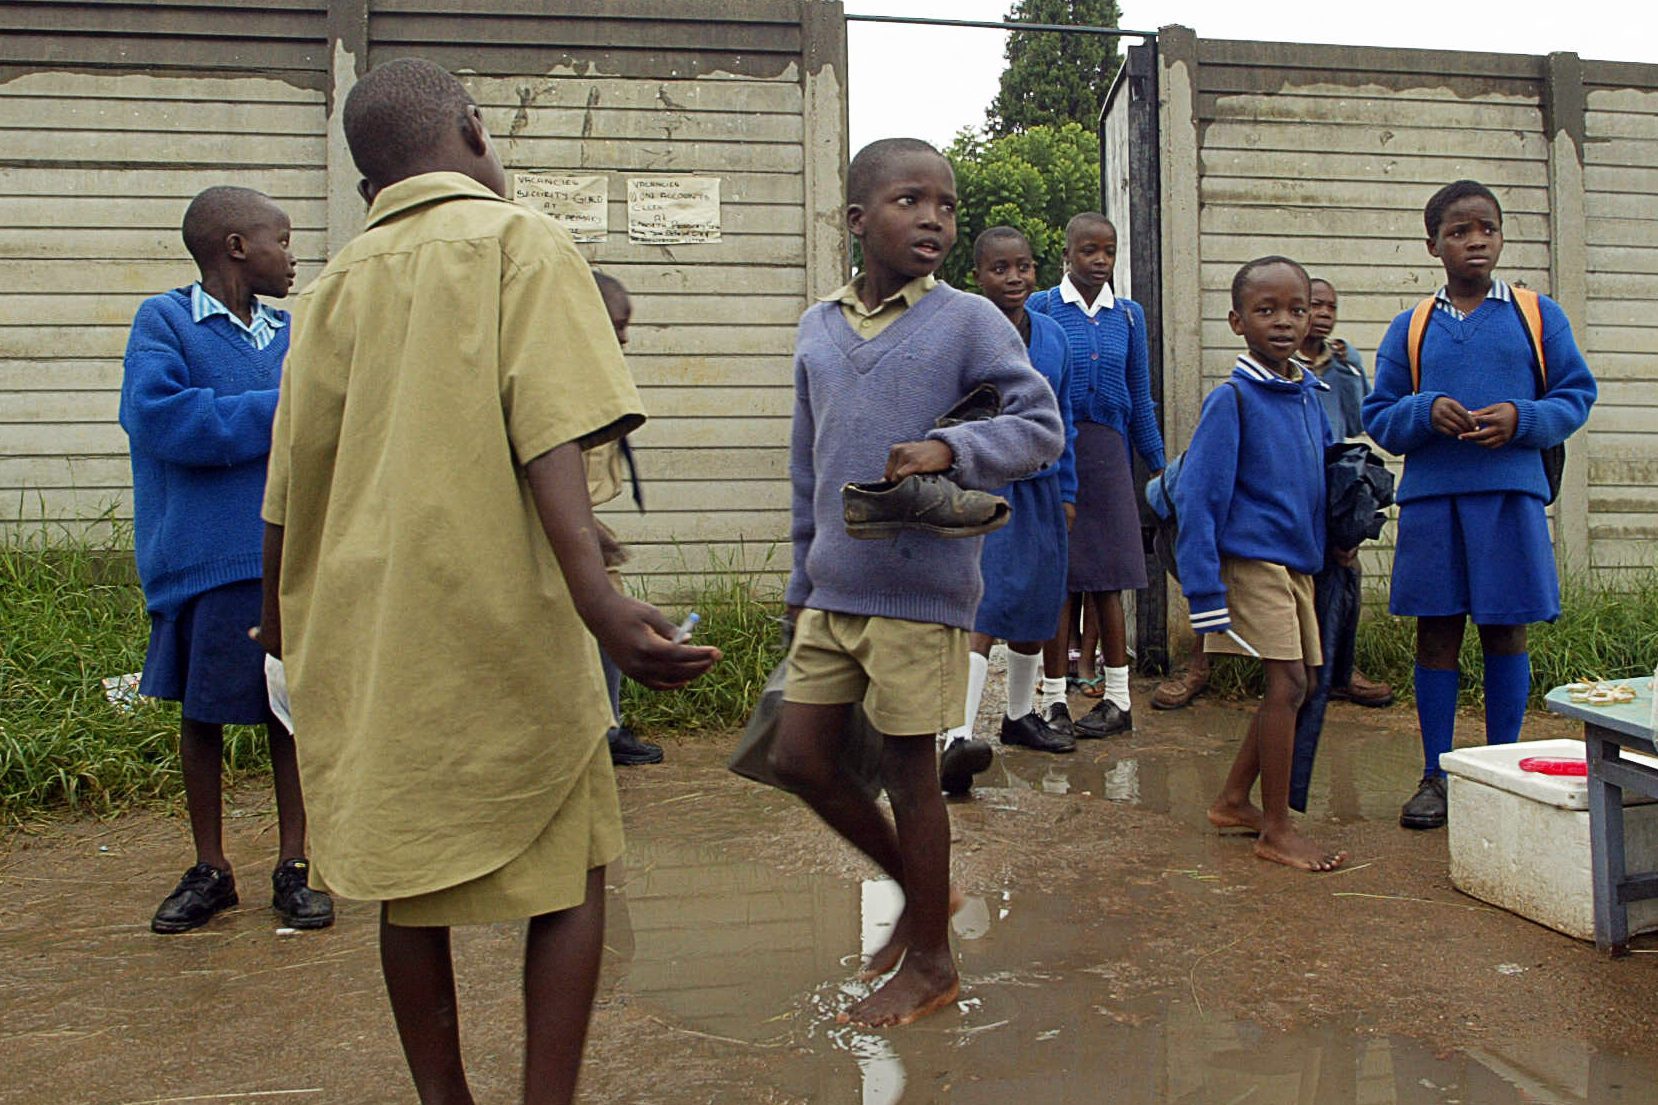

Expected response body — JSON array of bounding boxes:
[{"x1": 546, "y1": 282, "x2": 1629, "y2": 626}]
[{"x1": 608, "y1": 837, "x2": 1655, "y2": 1103}]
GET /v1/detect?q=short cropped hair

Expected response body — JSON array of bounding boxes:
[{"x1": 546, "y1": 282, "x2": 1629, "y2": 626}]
[
  {"x1": 847, "y1": 137, "x2": 946, "y2": 206},
  {"x1": 1064, "y1": 211, "x2": 1115, "y2": 242},
  {"x1": 973, "y1": 225, "x2": 1030, "y2": 266},
  {"x1": 181, "y1": 186, "x2": 276, "y2": 264},
  {"x1": 592, "y1": 270, "x2": 629, "y2": 314},
  {"x1": 1424, "y1": 180, "x2": 1501, "y2": 237},
  {"x1": 1309, "y1": 276, "x2": 1335, "y2": 293},
  {"x1": 343, "y1": 58, "x2": 475, "y2": 187},
  {"x1": 1230, "y1": 255, "x2": 1310, "y2": 311}
]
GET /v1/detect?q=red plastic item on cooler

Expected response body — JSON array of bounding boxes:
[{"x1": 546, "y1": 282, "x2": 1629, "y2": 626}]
[{"x1": 1519, "y1": 756, "x2": 1588, "y2": 776}]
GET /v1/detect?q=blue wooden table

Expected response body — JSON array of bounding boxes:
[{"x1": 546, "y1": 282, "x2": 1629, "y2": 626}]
[{"x1": 1544, "y1": 682, "x2": 1658, "y2": 954}]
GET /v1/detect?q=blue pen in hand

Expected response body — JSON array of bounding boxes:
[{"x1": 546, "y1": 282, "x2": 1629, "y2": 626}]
[{"x1": 672, "y1": 612, "x2": 701, "y2": 644}]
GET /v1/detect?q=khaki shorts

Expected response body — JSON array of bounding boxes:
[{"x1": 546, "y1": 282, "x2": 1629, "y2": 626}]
[
  {"x1": 783, "y1": 609, "x2": 969, "y2": 736},
  {"x1": 1203, "y1": 558, "x2": 1321, "y2": 664}
]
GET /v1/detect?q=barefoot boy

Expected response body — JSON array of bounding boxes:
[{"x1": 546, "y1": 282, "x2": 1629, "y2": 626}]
[
  {"x1": 121, "y1": 185, "x2": 332, "y2": 933},
  {"x1": 1173, "y1": 256, "x2": 1346, "y2": 872},
  {"x1": 769, "y1": 138, "x2": 1063, "y2": 1025},
  {"x1": 259, "y1": 59, "x2": 717, "y2": 1103}
]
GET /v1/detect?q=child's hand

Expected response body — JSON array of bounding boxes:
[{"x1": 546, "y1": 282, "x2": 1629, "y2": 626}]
[
  {"x1": 1459, "y1": 402, "x2": 1518, "y2": 449},
  {"x1": 1063, "y1": 502, "x2": 1076, "y2": 530},
  {"x1": 884, "y1": 440, "x2": 953, "y2": 481},
  {"x1": 1430, "y1": 396, "x2": 1477, "y2": 437},
  {"x1": 589, "y1": 593, "x2": 721, "y2": 691},
  {"x1": 1332, "y1": 546, "x2": 1359, "y2": 568}
]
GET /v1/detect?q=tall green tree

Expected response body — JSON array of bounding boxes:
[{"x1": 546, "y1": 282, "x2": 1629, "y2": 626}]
[
  {"x1": 940, "y1": 121, "x2": 1100, "y2": 292},
  {"x1": 986, "y1": 0, "x2": 1124, "y2": 138}
]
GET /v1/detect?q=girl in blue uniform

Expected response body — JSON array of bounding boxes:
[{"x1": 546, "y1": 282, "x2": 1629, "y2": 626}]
[
  {"x1": 1364, "y1": 180, "x2": 1596, "y2": 830},
  {"x1": 1029, "y1": 213, "x2": 1165, "y2": 739},
  {"x1": 939, "y1": 227, "x2": 1078, "y2": 796}
]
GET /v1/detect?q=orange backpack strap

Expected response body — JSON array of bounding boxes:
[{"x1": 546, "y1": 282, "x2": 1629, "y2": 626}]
[
  {"x1": 1406, "y1": 297, "x2": 1435, "y2": 392},
  {"x1": 1511, "y1": 286, "x2": 1547, "y2": 389}
]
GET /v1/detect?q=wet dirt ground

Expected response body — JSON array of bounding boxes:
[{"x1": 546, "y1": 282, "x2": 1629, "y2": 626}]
[{"x1": 6, "y1": 676, "x2": 1658, "y2": 1105}]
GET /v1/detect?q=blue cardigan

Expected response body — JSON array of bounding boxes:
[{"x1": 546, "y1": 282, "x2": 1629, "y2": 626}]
[
  {"x1": 1028, "y1": 286, "x2": 1166, "y2": 471},
  {"x1": 1363, "y1": 292, "x2": 1595, "y2": 503},
  {"x1": 1022, "y1": 309, "x2": 1079, "y2": 503},
  {"x1": 119, "y1": 288, "x2": 286, "y2": 616},
  {"x1": 784, "y1": 284, "x2": 1065, "y2": 629},
  {"x1": 1173, "y1": 357, "x2": 1334, "y2": 636}
]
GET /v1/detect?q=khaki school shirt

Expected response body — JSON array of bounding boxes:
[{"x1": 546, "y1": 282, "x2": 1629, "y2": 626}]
[
  {"x1": 263, "y1": 171, "x2": 644, "y2": 902},
  {"x1": 825, "y1": 273, "x2": 937, "y2": 339}
]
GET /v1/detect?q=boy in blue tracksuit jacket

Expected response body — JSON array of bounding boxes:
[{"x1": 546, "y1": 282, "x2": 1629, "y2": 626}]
[
  {"x1": 1364, "y1": 179, "x2": 1596, "y2": 832},
  {"x1": 1174, "y1": 256, "x2": 1347, "y2": 873}
]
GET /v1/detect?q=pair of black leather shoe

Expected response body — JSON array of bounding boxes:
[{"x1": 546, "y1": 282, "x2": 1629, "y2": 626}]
[{"x1": 152, "y1": 858, "x2": 335, "y2": 934}]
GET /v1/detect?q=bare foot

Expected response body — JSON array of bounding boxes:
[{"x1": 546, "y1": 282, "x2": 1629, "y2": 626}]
[
  {"x1": 840, "y1": 951, "x2": 959, "y2": 1028},
  {"x1": 859, "y1": 885, "x2": 966, "y2": 981},
  {"x1": 1206, "y1": 798, "x2": 1263, "y2": 835},
  {"x1": 1254, "y1": 827, "x2": 1347, "y2": 872}
]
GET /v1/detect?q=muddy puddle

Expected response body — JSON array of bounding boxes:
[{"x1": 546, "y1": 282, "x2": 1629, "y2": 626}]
[{"x1": 608, "y1": 836, "x2": 1656, "y2": 1104}]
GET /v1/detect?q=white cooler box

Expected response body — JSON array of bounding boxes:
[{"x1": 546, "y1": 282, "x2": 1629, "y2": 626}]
[{"x1": 1441, "y1": 738, "x2": 1658, "y2": 941}]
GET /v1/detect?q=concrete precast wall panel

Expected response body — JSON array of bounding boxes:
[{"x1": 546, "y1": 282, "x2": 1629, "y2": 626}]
[
  {"x1": 1, "y1": 0, "x2": 849, "y2": 595},
  {"x1": 1161, "y1": 33, "x2": 1658, "y2": 590}
]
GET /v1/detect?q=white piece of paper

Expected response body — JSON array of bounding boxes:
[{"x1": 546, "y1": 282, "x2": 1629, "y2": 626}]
[
  {"x1": 627, "y1": 176, "x2": 720, "y2": 244},
  {"x1": 265, "y1": 654, "x2": 293, "y2": 732},
  {"x1": 513, "y1": 172, "x2": 608, "y2": 242}
]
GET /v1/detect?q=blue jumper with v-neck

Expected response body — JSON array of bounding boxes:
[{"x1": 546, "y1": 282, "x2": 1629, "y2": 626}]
[
  {"x1": 119, "y1": 287, "x2": 287, "y2": 615},
  {"x1": 784, "y1": 282, "x2": 1064, "y2": 630}
]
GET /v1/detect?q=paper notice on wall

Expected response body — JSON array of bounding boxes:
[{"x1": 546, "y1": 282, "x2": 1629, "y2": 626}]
[
  {"x1": 627, "y1": 176, "x2": 720, "y2": 244},
  {"x1": 513, "y1": 172, "x2": 608, "y2": 242}
]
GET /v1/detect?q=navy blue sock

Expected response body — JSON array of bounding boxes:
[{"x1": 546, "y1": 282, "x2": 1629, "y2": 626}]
[
  {"x1": 1483, "y1": 651, "x2": 1531, "y2": 746},
  {"x1": 1416, "y1": 664, "x2": 1460, "y2": 779}
]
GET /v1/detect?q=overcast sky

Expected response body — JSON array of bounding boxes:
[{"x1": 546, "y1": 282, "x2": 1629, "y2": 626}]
[{"x1": 848, "y1": 0, "x2": 1658, "y2": 153}]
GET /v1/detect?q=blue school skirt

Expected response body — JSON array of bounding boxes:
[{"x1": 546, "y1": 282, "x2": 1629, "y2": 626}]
[
  {"x1": 139, "y1": 578, "x2": 274, "y2": 726},
  {"x1": 974, "y1": 471, "x2": 1068, "y2": 642},
  {"x1": 1389, "y1": 491, "x2": 1559, "y2": 625}
]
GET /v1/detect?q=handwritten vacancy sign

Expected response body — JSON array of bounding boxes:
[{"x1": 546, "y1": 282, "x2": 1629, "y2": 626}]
[
  {"x1": 513, "y1": 172, "x2": 608, "y2": 242},
  {"x1": 627, "y1": 176, "x2": 721, "y2": 244}
]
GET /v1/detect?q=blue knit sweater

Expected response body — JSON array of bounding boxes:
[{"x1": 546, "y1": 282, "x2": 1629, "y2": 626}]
[
  {"x1": 119, "y1": 288, "x2": 286, "y2": 616},
  {"x1": 1363, "y1": 293, "x2": 1596, "y2": 503},
  {"x1": 1013, "y1": 309, "x2": 1078, "y2": 502},
  {"x1": 1173, "y1": 357, "x2": 1334, "y2": 636},
  {"x1": 785, "y1": 283, "x2": 1065, "y2": 629},
  {"x1": 1028, "y1": 286, "x2": 1166, "y2": 470}
]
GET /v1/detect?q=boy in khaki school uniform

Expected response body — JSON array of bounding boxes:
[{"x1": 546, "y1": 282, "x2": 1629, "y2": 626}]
[{"x1": 257, "y1": 59, "x2": 717, "y2": 1105}]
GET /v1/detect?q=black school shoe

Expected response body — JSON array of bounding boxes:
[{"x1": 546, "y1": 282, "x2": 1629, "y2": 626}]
[
  {"x1": 1399, "y1": 775, "x2": 1448, "y2": 830},
  {"x1": 842, "y1": 475, "x2": 1011, "y2": 540},
  {"x1": 610, "y1": 726, "x2": 665, "y2": 766},
  {"x1": 151, "y1": 863, "x2": 238, "y2": 934},
  {"x1": 1000, "y1": 712, "x2": 1076, "y2": 754},
  {"x1": 1074, "y1": 700, "x2": 1132, "y2": 739},
  {"x1": 272, "y1": 858, "x2": 335, "y2": 929},
  {"x1": 940, "y1": 737, "x2": 994, "y2": 796},
  {"x1": 1045, "y1": 700, "x2": 1075, "y2": 739}
]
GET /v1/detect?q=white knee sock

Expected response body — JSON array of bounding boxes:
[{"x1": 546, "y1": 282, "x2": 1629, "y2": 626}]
[
  {"x1": 1103, "y1": 664, "x2": 1131, "y2": 711},
  {"x1": 946, "y1": 651, "x2": 990, "y2": 744},
  {"x1": 1040, "y1": 675, "x2": 1067, "y2": 711},
  {"x1": 1006, "y1": 650, "x2": 1040, "y2": 720}
]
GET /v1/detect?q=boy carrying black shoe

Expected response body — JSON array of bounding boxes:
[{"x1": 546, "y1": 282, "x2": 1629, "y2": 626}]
[{"x1": 767, "y1": 138, "x2": 1062, "y2": 1026}]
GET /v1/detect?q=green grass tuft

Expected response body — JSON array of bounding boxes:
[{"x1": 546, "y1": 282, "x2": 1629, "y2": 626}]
[{"x1": 1, "y1": 521, "x2": 270, "y2": 822}]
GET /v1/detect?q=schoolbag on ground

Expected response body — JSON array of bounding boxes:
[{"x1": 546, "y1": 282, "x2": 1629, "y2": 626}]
[{"x1": 1406, "y1": 287, "x2": 1564, "y2": 504}]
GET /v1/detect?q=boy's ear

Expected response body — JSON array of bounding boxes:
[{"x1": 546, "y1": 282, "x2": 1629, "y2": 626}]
[
  {"x1": 462, "y1": 104, "x2": 490, "y2": 157},
  {"x1": 358, "y1": 178, "x2": 377, "y2": 207},
  {"x1": 1227, "y1": 308, "x2": 1245, "y2": 337},
  {"x1": 1425, "y1": 235, "x2": 1442, "y2": 260},
  {"x1": 225, "y1": 231, "x2": 248, "y2": 261},
  {"x1": 846, "y1": 203, "x2": 866, "y2": 239}
]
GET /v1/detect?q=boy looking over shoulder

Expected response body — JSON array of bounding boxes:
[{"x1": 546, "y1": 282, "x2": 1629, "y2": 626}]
[
  {"x1": 1174, "y1": 256, "x2": 1347, "y2": 872},
  {"x1": 769, "y1": 138, "x2": 1062, "y2": 1026},
  {"x1": 259, "y1": 58, "x2": 717, "y2": 1104},
  {"x1": 120, "y1": 185, "x2": 332, "y2": 934}
]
